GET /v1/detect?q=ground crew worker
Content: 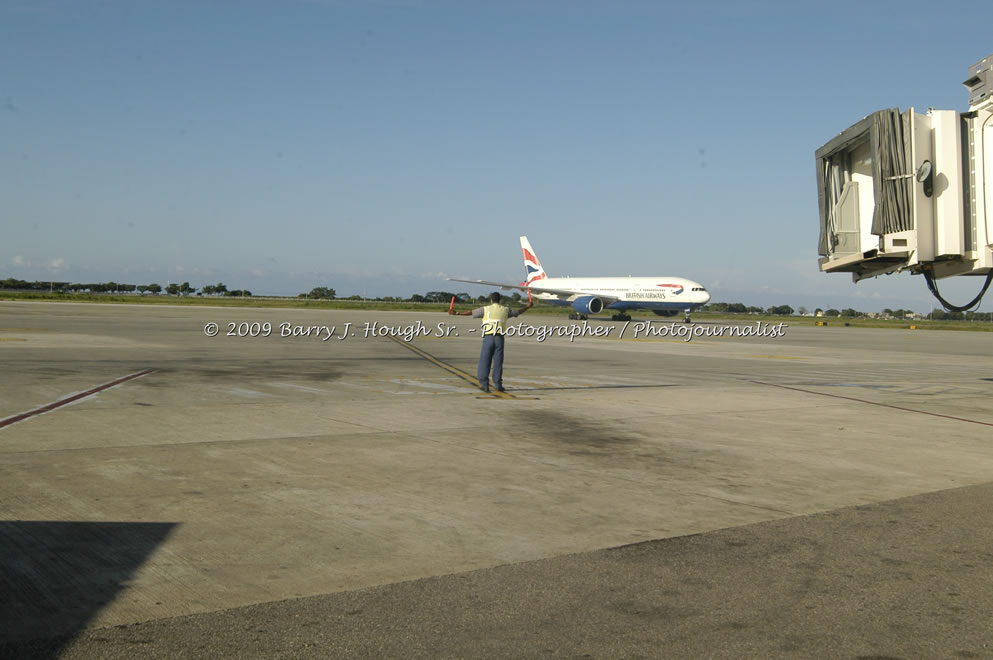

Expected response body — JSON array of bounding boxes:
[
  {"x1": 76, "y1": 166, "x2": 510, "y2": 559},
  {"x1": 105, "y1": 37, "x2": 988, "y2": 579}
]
[{"x1": 450, "y1": 291, "x2": 532, "y2": 392}]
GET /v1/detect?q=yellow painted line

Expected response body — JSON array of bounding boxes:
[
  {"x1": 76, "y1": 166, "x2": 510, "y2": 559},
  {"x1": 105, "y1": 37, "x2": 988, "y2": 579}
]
[
  {"x1": 0, "y1": 337, "x2": 27, "y2": 342},
  {"x1": 0, "y1": 327, "x2": 49, "y2": 332},
  {"x1": 386, "y1": 336, "x2": 517, "y2": 399},
  {"x1": 743, "y1": 354, "x2": 806, "y2": 360}
]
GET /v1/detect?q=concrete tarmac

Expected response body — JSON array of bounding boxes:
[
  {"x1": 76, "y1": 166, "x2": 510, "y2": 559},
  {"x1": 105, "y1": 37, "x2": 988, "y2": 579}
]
[{"x1": 1, "y1": 302, "x2": 992, "y2": 658}]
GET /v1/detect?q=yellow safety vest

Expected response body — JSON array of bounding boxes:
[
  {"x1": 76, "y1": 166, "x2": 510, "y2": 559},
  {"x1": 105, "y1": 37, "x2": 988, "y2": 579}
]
[{"x1": 481, "y1": 304, "x2": 510, "y2": 335}]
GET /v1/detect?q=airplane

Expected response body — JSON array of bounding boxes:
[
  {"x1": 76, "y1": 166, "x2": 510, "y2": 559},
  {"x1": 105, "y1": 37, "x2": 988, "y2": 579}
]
[{"x1": 450, "y1": 236, "x2": 711, "y2": 322}]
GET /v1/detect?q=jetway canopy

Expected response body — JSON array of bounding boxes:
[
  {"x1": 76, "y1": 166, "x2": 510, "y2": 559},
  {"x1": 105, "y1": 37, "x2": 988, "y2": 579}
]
[{"x1": 816, "y1": 109, "x2": 914, "y2": 260}]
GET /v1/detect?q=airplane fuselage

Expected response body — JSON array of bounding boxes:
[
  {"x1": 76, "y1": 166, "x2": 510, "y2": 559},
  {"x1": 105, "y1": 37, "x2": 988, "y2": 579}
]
[
  {"x1": 448, "y1": 236, "x2": 712, "y2": 318},
  {"x1": 530, "y1": 276, "x2": 711, "y2": 311}
]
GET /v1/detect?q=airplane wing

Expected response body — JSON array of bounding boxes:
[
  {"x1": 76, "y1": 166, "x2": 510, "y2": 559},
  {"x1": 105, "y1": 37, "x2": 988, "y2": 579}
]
[
  {"x1": 447, "y1": 277, "x2": 529, "y2": 291},
  {"x1": 447, "y1": 278, "x2": 620, "y2": 305}
]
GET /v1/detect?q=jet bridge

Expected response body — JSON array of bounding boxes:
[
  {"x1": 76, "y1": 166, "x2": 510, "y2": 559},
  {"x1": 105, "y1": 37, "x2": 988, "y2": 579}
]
[{"x1": 815, "y1": 53, "x2": 993, "y2": 309}]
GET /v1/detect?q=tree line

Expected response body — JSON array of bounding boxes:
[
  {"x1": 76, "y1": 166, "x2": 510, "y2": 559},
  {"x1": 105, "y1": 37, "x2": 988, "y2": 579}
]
[
  {"x1": 299, "y1": 288, "x2": 501, "y2": 305},
  {"x1": 704, "y1": 302, "x2": 992, "y2": 321},
  {"x1": 926, "y1": 309, "x2": 993, "y2": 321},
  {"x1": 704, "y1": 302, "x2": 786, "y2": 314},
  {"x1": 0, "y1": 278, "x2": 251, "y2": 297}
]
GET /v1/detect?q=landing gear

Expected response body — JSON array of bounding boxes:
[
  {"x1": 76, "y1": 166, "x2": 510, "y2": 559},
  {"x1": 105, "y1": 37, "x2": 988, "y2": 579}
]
[
  {"x1": 684, "y1": 309, "x2": 692, "y2": 323},
  {"x1": 611, "y1": 312, "x2": 632, "y2": 322},
  {"x1": 568, "y1": 312, "x2": 588, "y2": 320}
]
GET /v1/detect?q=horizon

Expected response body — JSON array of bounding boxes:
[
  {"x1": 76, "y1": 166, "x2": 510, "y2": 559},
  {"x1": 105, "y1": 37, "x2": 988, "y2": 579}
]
[{"x1": 4, "y1": 272, "x2": 988, "y2": 316}]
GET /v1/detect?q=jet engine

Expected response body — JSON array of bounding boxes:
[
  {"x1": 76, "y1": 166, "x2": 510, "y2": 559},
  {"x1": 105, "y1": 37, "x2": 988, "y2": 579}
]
[{"x1": 572, "y1": 296, "x2": 604, "y2": 315}]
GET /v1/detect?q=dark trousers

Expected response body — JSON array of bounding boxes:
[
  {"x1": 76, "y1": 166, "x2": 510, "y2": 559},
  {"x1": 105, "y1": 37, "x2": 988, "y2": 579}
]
[{"x1": 477, "y1": 333, "x2": 505, "y2": 388}]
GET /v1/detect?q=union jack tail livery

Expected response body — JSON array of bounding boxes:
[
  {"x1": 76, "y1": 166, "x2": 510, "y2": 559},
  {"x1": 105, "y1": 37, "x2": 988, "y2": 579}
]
[{"x1": 521, "y1": 236, "x2": 547, "y2": 285}]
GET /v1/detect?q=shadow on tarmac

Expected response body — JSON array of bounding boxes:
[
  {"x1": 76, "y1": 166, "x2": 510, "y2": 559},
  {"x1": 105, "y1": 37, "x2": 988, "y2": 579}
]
[{"x1": 0, "y1": 521, "x2": 177, "y2": 658}]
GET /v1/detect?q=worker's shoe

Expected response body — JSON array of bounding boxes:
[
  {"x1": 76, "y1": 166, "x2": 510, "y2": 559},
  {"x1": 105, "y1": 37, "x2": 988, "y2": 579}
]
[
  {"x1": 496, "y1": 385, "x2": 505, "y2": 392},
  {"x1": 479, "y1": 383, "x2": 490, "y2": 393}
]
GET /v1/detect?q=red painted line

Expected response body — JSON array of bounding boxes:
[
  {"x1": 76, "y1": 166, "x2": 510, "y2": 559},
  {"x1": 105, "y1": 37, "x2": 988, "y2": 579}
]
[
  {"x1": 745, "y1": 379, "x2": 993, "y2": 428},
  {"x1": 0, "y1": 369, "x2": 155, "y2": 430}
]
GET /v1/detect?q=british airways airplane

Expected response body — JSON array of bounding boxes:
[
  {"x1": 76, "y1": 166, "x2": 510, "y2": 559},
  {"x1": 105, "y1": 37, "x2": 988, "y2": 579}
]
[{"x1": 450, "y1": 236, "x2": 711, "y2": 322}]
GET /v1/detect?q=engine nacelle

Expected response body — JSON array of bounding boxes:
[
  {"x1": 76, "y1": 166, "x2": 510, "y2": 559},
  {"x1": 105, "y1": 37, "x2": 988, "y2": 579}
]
[
  {"x1": 572, "y1": 296, "x2": 604, "y2": 315},
  {"x1": 652, "y1": 309, "x2": 679, "y2": 317}
]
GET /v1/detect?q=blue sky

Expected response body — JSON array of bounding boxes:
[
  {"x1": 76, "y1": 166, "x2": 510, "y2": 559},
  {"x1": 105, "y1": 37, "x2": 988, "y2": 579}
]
[{"x1": 2, "y1": 0, "x2": 991, "y2": 312}]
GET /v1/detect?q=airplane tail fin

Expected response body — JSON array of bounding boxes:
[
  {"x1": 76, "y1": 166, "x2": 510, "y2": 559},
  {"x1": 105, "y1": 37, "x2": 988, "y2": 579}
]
[{"x1": 520, "y1": 236, "x2": 547, "y2": 285}]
